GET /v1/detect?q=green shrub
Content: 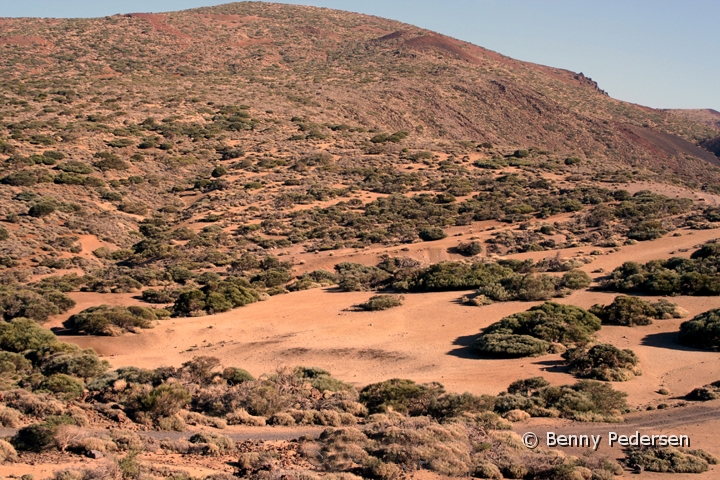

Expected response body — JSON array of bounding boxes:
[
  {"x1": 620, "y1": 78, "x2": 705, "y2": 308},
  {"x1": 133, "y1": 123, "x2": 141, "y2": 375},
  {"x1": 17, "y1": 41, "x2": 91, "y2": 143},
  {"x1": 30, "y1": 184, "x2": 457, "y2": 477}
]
[
  {"x1": 118, "y1": 202, "x2": 148, "y2": 215},
  {"x1": 454, "y1": 241, "x2": 483, "y2": 256},
  {"x1": 496, "y1": 377, "x2": 627, "y2": 421},
  {"x1": 564, "y1": 344, "x2": 640, "y2": 381},
  {"x1": 294, "y1": 367, "x2": 353, "y2": 392},
  {"x1": 211, "y1": 165, "x2": 227, "y2": 177},
  {"x1": 589, "y1": 295, "x2": 683, "y2": 326},
  {"x1": 479, "y1": 302, "x2": 601, "y2": 351},
  {"x1": 138, "y1": 383, "x2": 191, "y2": 418},
  {"x1": 627, "y1": 220, "x2": 667, "y2": 241},
  {"x1": 93, "y1": 152, "x2": 129, "y2": 171},
  {"x1": 335, "y1": 263, "x2": 391, "y2": 292},
  {"x1": 358, "y1": 295, "x2": 404, "y2": 311},
  {"x1": 678, "y1": 308, "x2": 720, "y2": 349},
  {"x1": 141, "y1": 289, "x2": 176, "y2": 304},
  {"x1": 359, "y1": 378, "x2": 444, "y2": 415},
  {"x1": 57, "y1": 161, "x2": 93, "y2": 174},
  {"x1": 419, "y1": 226, "x2": 447, "y2": 241},
  {"x1": 602, "y1": 242, "x2": 720, "y2": 296},
  {"x1": 370, "y1": 131, "x2": 408, "y2": 143},
  {"x1": 39, "y1": 374, "x2": 84, "y2": 399},
  {"x1": 560, "y1": 269, "x2": 592, "y2": 289},
  {"x1": 69, "y1": 305, "x2": 161, "y2": 336},
  {"x1": 0, "y1": 318, "x2": 57, "y2": 352},
  {"x1": 474, "y1": 334, "x2": 550, "y2": 358},
  {"x1": 28, "y1": 202, "x2": 56, "y2": 217},
  {"x1": 13, "y1": 416, "x2": 74, "y2": 452},
  {"x1": 189, "y1": 432, "x2": 235, "y2": 454},
  {"x1": 687, "y1": 380, "x2": 720, "y2": 401},
  {"x1": 173, "y1": 279, "x2": 260, "y2": 316},
  {"x1": 222, "y1": 367, "x2": 255, "y2": 385}
]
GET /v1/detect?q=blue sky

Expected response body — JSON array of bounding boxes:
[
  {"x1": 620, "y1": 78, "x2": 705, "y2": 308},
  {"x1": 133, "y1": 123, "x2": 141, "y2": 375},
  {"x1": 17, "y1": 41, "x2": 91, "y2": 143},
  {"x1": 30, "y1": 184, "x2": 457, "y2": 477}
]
[{"x1": 1, "y1": 1, "x2": 717, "y2": 111}]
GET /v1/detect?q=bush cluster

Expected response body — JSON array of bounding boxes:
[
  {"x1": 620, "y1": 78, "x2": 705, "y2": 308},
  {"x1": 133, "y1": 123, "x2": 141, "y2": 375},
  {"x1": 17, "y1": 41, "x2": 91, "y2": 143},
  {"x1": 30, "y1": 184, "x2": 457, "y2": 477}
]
[
  {"x1": 172, "y1": 276, "x2": 261, "y2": 316},
  {"x1": 602, "y1": 242, "x2": 720, "y2": 296},
  {"x1": 590, "y1": 295, "x2": 685, "y2": 326},
  {"x1": 357, "y1": 294, "x2": 404, "y2": 311},
  {"x1": 474, "y1": 302, "x2": 601, "y2": 357},
  {"x1": 0, "y1": 317, "x2": 108, "y2": 397},
  {"x1": 495, "y1": 376, "x2": 628, "y2": 422},
  {"x1": 564, "y1": 343, "x2": 640, "y2": 381},
  {"x1": 678, "y1": 308, "x2": 720, "y2": 349},
  {"x1": 687, "y1": 380, "x2": 720, "y2": 401},
  {"x1": 626, "y1": 447, "x2": 718, "y2": 473},
  {"x1": 69, "y1": 305, "x2": 168, "y2": 336},
  {"x1": 0, "y1": 283, "x2": 76, "y2": 323}
]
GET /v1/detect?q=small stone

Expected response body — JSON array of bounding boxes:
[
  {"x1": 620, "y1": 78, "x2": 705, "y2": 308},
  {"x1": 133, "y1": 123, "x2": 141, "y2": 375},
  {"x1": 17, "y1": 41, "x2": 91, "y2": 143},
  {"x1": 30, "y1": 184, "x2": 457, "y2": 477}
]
[{"x1": 88, "y1": 450, "x2": 104, "y2": 459}]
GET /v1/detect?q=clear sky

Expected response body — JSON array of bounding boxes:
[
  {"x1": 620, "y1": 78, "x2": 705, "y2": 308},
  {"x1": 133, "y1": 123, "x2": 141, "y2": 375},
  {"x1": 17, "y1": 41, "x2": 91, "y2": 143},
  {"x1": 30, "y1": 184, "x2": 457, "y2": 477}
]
[{"x1": 1, "y1": 0, "x2": 717, "y2": 111}]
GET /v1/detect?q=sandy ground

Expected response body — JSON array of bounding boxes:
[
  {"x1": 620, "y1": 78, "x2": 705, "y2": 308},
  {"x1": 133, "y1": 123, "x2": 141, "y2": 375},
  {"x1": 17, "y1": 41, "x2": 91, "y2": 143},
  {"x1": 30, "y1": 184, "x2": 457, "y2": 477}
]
[
  {"x1": 25, "y1": 223, "x2": 720, "y2": 478},
  {"x1": 50, "y1": 226, "x2": 720, "y2": 406}
]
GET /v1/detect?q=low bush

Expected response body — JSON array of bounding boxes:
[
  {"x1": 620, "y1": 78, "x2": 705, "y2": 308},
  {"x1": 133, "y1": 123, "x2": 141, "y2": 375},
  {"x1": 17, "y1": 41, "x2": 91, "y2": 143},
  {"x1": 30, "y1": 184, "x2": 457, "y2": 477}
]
[
  {"x1": 222, "y1": 367, "x2": 255, "y2": 385},
  {"x1": 678, "y1": 308, "x2": 720, "y2": 349},
  {"x1": 39, "y1": 374, "x2": 85, "y2": 399},
  {"x1": 687, "y1": 380, "x2": 720, "y2": 401},
  {"x1": 419, "y1": 226, "x2": 447, "y2": 241},
  {"x1": 69, "y1": 305, "x2": 165, "y2": 336},
  {"x1": 173, "y1": 278, "x2": 260, "y2": 316},
  {"x1": 602, "y1": 242, "x2": 720, "y2": 296},
  {"x1": 474, "y1": 334, "x2": 550, "y2": 358},
  {"x1": 188, "y1": 432, "x2": 235, "y2": 455},
  {"x1": 473, "y1": 302, "x2": 601, "y2": 357},
  {"x1": 136, "y1": 383, "x2": 191, "y2": 419},
  {"x1": 0, "y1": 439, "x2": 18, "y2": 463},
  {"x1": 590, "y1": 295, "x2": 685, "y2": 326},
  {"x1": 360, "y1": 379, "x2": 445, "y2": 415},
  {"x1": 28, "y1": 202, "x2": 56, "y2": 217},
  {"x1": 564, "y1": 343, "x2": 640, "y2": 381},
  {"x1": 496, "y1": 377, "x2": 628, "y2": 422},
  {"x1": 626, "y1": 447, "x2": 717, "y2": 473},
  {"x1": 13, "y1": 415, "x2": 75, "y2": 452},
  {"x1": 0, "y1": 317, "x2": 57, "y2": 351},
  {"x1": 357, "y1": 294, "x2": 404, "y2": 311},
  {"x1": 453, "y1": 241, "x2": 483, "y2": 257}
]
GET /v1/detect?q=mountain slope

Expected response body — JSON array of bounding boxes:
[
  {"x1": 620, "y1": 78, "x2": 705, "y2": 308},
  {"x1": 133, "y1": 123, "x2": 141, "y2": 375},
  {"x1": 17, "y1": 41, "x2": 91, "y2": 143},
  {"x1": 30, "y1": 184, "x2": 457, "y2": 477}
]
[{"x1": 0, "y1": 2, "x2": 717, "y2": 178}]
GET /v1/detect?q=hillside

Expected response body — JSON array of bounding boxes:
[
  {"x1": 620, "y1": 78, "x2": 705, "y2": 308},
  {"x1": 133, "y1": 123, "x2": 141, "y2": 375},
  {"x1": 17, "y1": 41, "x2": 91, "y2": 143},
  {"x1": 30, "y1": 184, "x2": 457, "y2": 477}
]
[
  {"x1": 1, "y1": 2, "x2": 718, "y2": 171},
  {"x1": 4, "y1": 3, "x2": 720, "y2": 479}
]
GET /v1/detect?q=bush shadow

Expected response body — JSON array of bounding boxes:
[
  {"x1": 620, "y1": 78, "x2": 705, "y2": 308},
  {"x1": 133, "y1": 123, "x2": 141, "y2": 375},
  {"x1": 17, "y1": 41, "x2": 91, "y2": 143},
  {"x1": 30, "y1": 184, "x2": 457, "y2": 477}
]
[{"x1": 640, "y1": 331, "x2": 703, "y2": 351}]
